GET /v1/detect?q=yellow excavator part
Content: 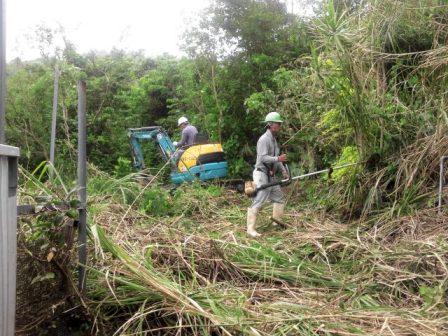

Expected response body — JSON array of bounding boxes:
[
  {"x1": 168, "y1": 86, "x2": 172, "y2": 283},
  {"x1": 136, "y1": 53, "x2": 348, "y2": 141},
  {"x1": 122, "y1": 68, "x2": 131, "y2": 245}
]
[{"x1": 178, "y1": 143, "x2": 224, "y2": 172}]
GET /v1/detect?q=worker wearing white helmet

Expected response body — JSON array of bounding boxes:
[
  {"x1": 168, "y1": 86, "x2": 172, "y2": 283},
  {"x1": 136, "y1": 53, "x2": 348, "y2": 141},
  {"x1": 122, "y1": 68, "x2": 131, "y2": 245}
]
[
  {"x1": 172, "y1": 116, "x2": 198, "y2": 164},
  {"x1": 247, "y1": 111, "x2": 289, "y2": 238},
  {"x1": 177, "y1": 116, "x2": 188, "y2": 127},
  {"x1": 173, "y1": 117, "x2": 198, "y2": 148}
]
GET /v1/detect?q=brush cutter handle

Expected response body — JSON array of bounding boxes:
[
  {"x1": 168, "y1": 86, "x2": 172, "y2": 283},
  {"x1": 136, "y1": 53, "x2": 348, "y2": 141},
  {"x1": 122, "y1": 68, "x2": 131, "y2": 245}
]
[
  {"x1": 252, "y1": 165, "x2": 291, "y2": 196},
  {"x1": 255, "y1": 181, "x2": 281, "y2": 192},
  {"x1": 254, "y1": 179, "x2": 288, "y2": 192}
]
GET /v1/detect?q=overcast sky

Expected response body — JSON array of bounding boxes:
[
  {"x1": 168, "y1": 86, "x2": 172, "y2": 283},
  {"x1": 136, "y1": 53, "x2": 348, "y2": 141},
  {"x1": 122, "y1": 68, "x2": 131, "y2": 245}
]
[
  {"x1": 6, "y1": 0, "x2": 308, "y2": 61},
  {"x1": 6, "y1": 0, "x2": 210, "y2": 60}
]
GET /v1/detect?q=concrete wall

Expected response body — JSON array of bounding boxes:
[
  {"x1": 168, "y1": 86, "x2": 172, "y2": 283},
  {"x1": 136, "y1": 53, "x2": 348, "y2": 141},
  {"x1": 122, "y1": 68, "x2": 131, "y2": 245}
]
[{"x1": 0, "y1": 144, "x2": 19, "y2": 336}]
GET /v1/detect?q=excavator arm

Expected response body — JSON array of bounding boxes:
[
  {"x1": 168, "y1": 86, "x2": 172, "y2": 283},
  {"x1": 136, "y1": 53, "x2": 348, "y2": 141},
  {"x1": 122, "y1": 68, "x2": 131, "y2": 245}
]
[{"x1": 128, "y1": 127, "x2": 176, "y2": 170}]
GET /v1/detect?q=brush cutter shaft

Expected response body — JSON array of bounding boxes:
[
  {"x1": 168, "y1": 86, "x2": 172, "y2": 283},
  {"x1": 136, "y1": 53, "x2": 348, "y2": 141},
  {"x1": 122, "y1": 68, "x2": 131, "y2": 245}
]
[
  {"x1": 290, "y1": 162, "x2": 361, "y2": 181},
  {"x1": 253, "y1": 161, "x2": 362, "y2": 194}
]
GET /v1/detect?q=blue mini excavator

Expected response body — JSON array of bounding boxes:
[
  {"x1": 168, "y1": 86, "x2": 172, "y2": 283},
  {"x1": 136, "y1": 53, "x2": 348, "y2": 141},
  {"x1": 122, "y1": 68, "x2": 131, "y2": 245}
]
[{"x1": 128, "y1": 126, "x2": 229, "y2": 185}]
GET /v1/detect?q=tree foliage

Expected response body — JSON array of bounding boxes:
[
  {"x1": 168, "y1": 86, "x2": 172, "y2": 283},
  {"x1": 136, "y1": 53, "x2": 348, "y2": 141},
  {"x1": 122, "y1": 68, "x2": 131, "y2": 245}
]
[{"x1": 6, "y1": 0, "x2": 448, "y2": 216}]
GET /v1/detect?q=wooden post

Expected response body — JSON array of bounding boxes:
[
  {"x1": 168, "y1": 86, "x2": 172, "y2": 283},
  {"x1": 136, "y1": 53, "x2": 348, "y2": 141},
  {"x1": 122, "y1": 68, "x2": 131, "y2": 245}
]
[{"x1": 438, "y1": 156, "x2": 447, "y2": 213}]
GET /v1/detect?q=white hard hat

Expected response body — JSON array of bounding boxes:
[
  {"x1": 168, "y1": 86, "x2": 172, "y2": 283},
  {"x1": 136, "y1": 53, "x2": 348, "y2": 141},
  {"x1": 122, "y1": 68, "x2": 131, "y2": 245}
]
[{"x1": 177, "y1": 116, "x2": 188, "y2": 126}]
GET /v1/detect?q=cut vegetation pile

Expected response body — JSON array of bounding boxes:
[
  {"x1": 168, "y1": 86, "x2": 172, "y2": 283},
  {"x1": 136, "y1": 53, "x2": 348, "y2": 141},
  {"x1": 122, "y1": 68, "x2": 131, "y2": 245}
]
[{"x1": 69, "y1": 172, "x2": 447, "y2": 335}]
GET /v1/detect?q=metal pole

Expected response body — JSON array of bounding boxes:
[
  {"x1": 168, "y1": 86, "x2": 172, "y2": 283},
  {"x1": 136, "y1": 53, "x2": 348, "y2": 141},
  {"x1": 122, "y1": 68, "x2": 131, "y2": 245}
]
[
  {"x1": 49, "y1": 64, "x2": 59, "y2": 178},
  {"x1": 438, "y1": 156, "x2": 447, "y2": 213},
  {"x1": 0, "y1": 0, "x2": 6, "y2": 143},
  {"x1": 0, "y1": 145, "x2": 19, "y2": 336},
  {"x1": 77, "y1": 81, "x2": 87, "y2": 291}
]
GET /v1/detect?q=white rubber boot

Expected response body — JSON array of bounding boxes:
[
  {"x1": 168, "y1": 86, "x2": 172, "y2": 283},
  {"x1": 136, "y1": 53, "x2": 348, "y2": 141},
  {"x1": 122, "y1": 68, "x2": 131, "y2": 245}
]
[
  {"x1": 246, "y1": 207, "x2": 260, "y2": 237},
  {"x1": 272, "y1": 203, "x2": 285, "y2": 226}
]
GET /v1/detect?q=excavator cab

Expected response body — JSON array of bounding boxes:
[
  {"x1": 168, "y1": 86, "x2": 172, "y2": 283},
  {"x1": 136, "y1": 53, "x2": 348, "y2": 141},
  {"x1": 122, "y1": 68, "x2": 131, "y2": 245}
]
[{"x1": 127, "y1": 127, "x2": 228, "y2": 185}]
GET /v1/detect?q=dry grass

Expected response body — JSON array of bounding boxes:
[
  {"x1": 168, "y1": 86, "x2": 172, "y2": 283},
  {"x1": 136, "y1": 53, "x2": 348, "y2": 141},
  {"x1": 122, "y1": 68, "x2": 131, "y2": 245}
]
[{"x1": 84, "y1": 182, "x2": 448, "y2": 335}]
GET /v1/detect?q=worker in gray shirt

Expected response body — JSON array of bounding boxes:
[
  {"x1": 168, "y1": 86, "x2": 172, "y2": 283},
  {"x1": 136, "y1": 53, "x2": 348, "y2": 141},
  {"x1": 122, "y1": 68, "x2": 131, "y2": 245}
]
[
  {"x1": 247, "y1": 111, "x2": 289, "y2": 237},
  {"x1": 172, "y1": 116, "x2": 198, "y2": 164},
  {"x1": 173, "y1": 116, "x2": 198, "y2": 148}
]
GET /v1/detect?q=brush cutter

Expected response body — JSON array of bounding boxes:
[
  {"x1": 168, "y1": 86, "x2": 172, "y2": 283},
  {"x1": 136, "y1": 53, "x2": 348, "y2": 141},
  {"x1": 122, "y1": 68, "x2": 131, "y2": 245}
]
[{"x1": 245, "y1": 154, "x2": 380, "y2": 197}]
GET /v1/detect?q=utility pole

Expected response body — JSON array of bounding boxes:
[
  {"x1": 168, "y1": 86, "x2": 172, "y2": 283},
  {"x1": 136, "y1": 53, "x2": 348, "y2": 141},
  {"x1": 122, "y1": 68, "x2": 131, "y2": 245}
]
[
  {"x1": 0, "y1": 0, "x2": 6, "y2": 143},
  {"x1": 0, "y1": 1, "x2": 19, "y2": 335},
  {"x1": 49, "y1": 64, "x2": 60, "y2": 178}
]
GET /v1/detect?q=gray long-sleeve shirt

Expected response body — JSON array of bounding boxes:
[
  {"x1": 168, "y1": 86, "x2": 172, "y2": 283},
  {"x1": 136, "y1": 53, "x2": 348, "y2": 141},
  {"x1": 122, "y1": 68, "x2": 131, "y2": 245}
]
[
  {"x1": 255, "y1": 129, "x2": 286, "y2": 175},
  {"x1": 176, "y1": 124, "x2": 198, "y2": 148}
]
